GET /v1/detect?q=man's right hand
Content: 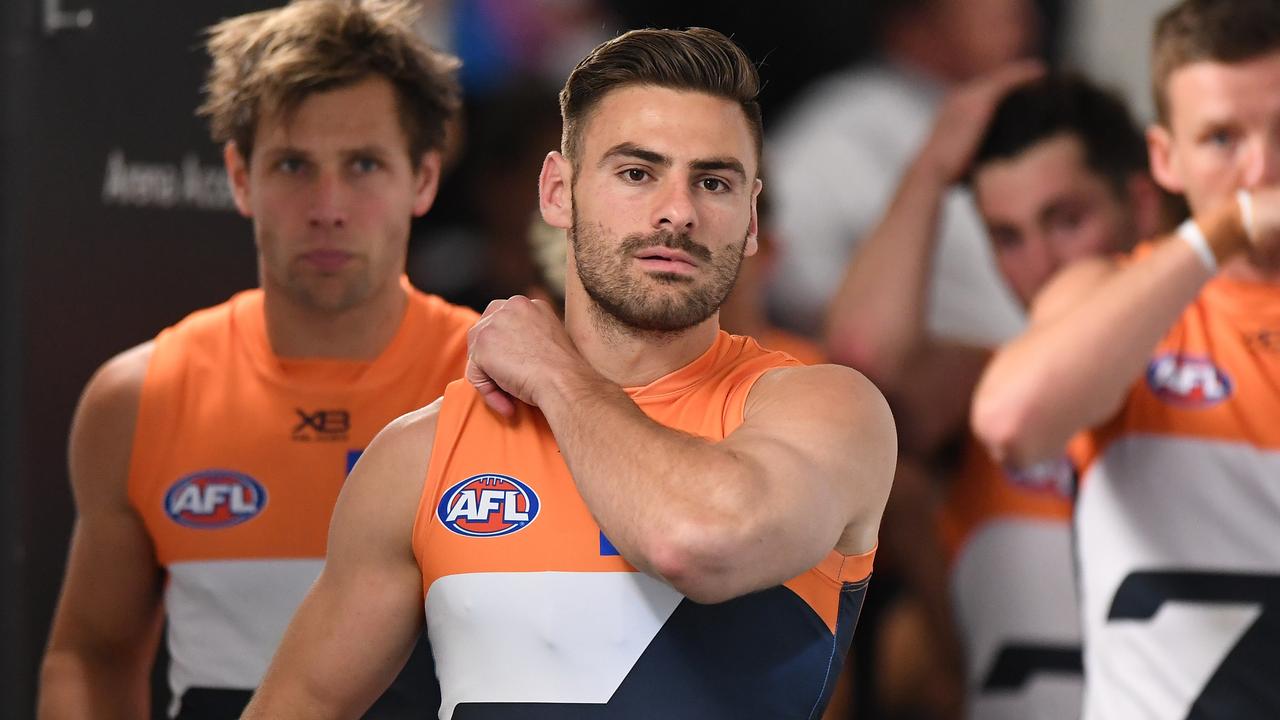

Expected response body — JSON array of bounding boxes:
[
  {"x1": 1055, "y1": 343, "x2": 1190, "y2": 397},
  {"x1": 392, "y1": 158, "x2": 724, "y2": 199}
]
[
  {"x1": 1244, "y1": 187, "x2": 1280, "y2": 268},
  {"x1": 1197, "y1": 186, "x2": 1280, "y2": 268},
  {"x1": 916, "y1": 60, "x2": 1045, "y2": 186}
]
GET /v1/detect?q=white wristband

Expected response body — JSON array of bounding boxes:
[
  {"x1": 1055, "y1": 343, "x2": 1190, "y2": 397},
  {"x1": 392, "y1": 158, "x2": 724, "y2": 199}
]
[
  {"x1": 1237, "y1": 188, "x2": 1255, "y2": 242},
  {"x1": 1177, "y1": 218, "x2": 1217, "y2": 273}
]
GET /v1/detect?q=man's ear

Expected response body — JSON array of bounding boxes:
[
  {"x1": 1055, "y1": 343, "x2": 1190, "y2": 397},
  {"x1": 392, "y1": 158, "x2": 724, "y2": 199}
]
[
  {"x1": 539, "y1": 151, "x2": 573, "y2": 229},
  {"x1": 1147, "y1": 123, "x2": 1185, "y2": 196},
  {"x1": 744, "y1": 178, "x2": 762, "y2": 257},
  {"x1": 1125, "y1": 172, "x2": 1168, "y2": 242},
  {"x1": 224, "y1": 141, "x2": 253, "y2": 218},
  {"x1": 412, "y1": 151, "x2": 444, "y2": 217}
]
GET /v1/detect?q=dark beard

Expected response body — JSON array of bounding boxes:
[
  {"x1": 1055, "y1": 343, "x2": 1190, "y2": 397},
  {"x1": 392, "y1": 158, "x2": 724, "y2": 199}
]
[{"x1": 570, "y1": 208, "x2": 745, "y2": 333}]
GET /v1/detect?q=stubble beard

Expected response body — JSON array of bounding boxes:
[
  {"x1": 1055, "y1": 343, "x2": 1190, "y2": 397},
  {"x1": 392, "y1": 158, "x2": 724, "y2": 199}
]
[{"x1": 570, "y1": 206, "x2": 745, "y2": 333}]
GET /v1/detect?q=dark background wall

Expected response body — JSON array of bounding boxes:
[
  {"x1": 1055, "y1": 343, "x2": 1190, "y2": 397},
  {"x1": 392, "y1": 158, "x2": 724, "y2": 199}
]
[{"x1": 3, "y1": 2, "x2": 265, "y2": 716}]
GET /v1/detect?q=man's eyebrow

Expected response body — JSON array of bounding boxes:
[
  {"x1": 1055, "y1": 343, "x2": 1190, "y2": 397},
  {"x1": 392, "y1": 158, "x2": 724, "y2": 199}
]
[
  {"x1": 600, "y1": 142, "x2": 669, "y2": 168},
  {"x1": 1038, "y1": 195, "x2": 1086, "y2": 224},
  {"x1": 691, "y1": 157, "x2": 746, "y2": 179},
  {"x1": 260, "y1": 145, "x2": 311, "y2": 159}
]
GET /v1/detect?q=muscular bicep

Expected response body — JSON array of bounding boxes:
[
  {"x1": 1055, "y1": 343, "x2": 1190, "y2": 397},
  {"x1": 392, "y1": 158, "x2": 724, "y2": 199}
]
[
  {"x1": 246, "y1": 404, "x2": 439, "y2": 719},
  {"x1": 727, "y1": 365, "x2": 897, "y2": 561}
]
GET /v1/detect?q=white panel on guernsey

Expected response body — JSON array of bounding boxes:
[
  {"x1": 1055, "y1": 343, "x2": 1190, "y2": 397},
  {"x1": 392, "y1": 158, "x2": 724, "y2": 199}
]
[
  {"x1": 165, "y1": 559, "x2": 324, "y2": 704},
  {"x1": 426, "y1": 571, "x2": 685, "y2": 718},
  {"x1": 1077, "y1": 435, "x2": 1280, "y2": 720},
  {"x1": 952, "y1": 520, "x2": 1083, "y2": 720}
]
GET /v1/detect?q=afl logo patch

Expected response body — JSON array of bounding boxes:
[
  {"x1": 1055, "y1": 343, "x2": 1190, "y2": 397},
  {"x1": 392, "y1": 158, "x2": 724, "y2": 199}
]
[
  {"x1": 164, "y1": 470, "x2": 267, "y2": 529},
  {"x1": 437, "y1": 474, "x2": 539, "y2": 538},
  {"x1": 1146, "y1": 354, "x2": 1232, "y2": 408}
]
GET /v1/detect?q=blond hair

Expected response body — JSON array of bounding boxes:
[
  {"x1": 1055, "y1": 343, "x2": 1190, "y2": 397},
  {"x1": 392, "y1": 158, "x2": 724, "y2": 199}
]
[
  {"x1": 199, "y1": 0, "x2": 460, "y2": 161},
  {"x1": 1152, "y1": 0, "x2": 1280, "y2": 123}
]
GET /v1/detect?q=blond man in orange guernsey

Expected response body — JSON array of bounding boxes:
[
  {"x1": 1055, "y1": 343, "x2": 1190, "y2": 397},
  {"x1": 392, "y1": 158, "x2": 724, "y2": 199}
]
[
  {"x1": 37, "y1": 2, "x2": 478, "y2": 719},
  {"x1": 245, "y1": 27, "x2": 897, "y2": 720},
  {"x1": 973, "y1": 0, "x2": 1280, "y2": 716}
]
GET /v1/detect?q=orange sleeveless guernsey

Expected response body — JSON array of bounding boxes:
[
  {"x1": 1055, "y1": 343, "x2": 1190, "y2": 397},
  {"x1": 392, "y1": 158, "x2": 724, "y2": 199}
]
[
  {"x1": 1069, "y1": 246, "x2": 1280, "y2": 719},
  {"x1": 128, "y1": 283, "x2": 476, "y2": 716},
  {"x1": 759, "y1": 326, "x2": 826, "y2": 366},
  {"x1": 413, "y1": 331, "x2": 875, "y2": 719},
  {"x1": 937, "y1": 436, "x2": 1082, "y2": 720}
]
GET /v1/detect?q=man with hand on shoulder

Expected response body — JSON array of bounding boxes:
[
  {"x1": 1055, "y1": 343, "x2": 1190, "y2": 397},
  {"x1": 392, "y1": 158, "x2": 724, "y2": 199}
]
[{"x1": 245, "y1": 26, "x2": 896, "y2": 720}]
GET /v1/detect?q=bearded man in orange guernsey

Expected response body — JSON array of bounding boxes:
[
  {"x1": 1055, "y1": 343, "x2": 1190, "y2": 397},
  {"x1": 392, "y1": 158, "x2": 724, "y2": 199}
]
[
  {"x1": 244, "y1": 27, "x2": 898, "y2": 720},
  {"x1": 38, "y1": 2, "x2": 479, "y2": 719}
]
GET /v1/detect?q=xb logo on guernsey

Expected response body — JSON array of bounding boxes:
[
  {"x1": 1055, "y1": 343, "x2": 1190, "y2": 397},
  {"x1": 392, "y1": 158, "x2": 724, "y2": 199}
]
[
  {"x1": 164, "y1": 470, "x2": 267, "y2": 529},
  {"x1": 1146, "y1": 354, "x2": 1233, "y2": 408},
  {"x1": 437, "y1": 474, "x2": 540, "y2": 537},
  {"x1": 292, "y1": 408, "x2": 350, "y2": 442}
]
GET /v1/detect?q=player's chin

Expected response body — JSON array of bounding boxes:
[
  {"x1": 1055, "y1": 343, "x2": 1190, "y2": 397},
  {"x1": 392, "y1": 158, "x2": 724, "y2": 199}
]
[
  {"x1": 642, "y1": 270, "x2": 697, "y2": 285},
  {"x1": 296, "y1": 277, "x2": 370, "y2": 313}
]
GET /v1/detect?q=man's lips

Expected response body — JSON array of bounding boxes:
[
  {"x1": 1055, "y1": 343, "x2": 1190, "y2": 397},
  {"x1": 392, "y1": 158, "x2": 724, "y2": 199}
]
[
  {"x1": 633, "y1": 247, "x2": 698, "y2": 274},
  {"x1": 301, "y1": 249, "x2": 354, "y2": 272}
]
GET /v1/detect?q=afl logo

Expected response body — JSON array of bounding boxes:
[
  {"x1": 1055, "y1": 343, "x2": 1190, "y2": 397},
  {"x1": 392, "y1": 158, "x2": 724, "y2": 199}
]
[
  {"x1": 437, "y1": 473, "x2": 539, "y2": 538},
  {"x1": 164, "y1": 470, "x2": 267, "y2": 529},
  {"x1": 1146, "y1": 354, "x2": 1232, "y2": 408}
]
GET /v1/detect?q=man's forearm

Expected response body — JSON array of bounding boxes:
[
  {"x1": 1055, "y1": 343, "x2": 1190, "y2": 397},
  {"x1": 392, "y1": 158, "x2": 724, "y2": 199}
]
[
  {"x1": 38, "y1": 651, "x2": 150, "y2": 720},
  {"x1": 973, "y1": 231, "x2": 1219, "y2": 466},
  {"x1": 536, "y1": 368, "x2": 762, "y2": 599},
  {"x1": 826, "y1": 156, "x2": 949, "y2": 387}
]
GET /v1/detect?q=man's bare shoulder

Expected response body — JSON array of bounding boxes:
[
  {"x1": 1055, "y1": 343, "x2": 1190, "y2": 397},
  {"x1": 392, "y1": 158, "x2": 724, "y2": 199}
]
[
  {"x1": 744, "y1": 362, "x2": 896, "y2": 458},
  {"x1": 364, "y1": 398, "x2": 443, "y2": 473},
  {"x1": 70, "y1": 341, "x2": 155, "y2": 506},
  {"x1": 327, "y1": 398, "x2": 444, "y2": 563},
  {"x1": 83, "y1": 341, "x2": 154, "y2": 410},
  {"x1": 749, "y1": 362, "x2": 890, "y2": 420},
  {"x1": 342, "y1": 399, "x2": 443, "y2": 510}
]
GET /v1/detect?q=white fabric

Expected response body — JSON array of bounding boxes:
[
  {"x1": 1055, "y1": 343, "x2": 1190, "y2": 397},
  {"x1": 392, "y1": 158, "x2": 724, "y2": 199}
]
[
  {"x1": 1177, "y1": 219, "x2": 1217, "y2": 272},
  {"x1": 425, "y1": 571, "x2": 684, "y2": 719},
  {"x1": 165, "y1": 559, "x2": 324, "y2": 714},
  {"x1": 1077, "y1": 435, "x2": 1280, "y2": 720},
  {"x1": 952, "y1": 520, "x2": 1084, "y2": 720},
  {"x1": 766, "y1": 63, "x2": 1025, "y2": 344},
  {"x1": 1237, "y1": 189, "x2": 1256, "y2": 242}
]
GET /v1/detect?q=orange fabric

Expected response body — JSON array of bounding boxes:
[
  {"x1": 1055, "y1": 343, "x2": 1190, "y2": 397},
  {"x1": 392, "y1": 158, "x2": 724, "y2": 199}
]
[
  {"x1": 938, "y1": 435, "x2": 1077, "y2": 564},
  {"x1": 1071, "y1": 267, "x2": 1280, "y2": 476},
  {"x1": 414, "y1": 331, "x2": 871, "y2": 635},
  {"x1": 759, "y1": 328, "x2": 827, "y2": 366},
  {"x1": 129, "y1": 285, "x2": 477, "y2": 565}
]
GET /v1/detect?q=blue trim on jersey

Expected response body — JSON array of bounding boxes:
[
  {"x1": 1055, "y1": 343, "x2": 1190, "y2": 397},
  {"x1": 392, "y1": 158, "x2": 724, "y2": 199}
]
[
  {"x1": 346, "y1": 449, "x2": 364, "y2": 475},
  {"x1": 599, "y1": 532, "x2": 620, "y2": 557}
]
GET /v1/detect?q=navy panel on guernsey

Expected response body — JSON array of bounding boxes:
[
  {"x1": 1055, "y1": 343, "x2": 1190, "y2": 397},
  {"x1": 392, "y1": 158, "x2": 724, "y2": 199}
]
[{"x1": 450, "y1": 579, "x2": 868, "y2": 720}]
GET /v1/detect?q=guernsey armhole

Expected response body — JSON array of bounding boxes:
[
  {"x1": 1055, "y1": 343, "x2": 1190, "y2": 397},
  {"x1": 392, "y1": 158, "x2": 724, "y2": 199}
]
[
  {"x1": 411, "y1": 384, "x2": 474, "y2": 565},
  {"x1": 818, "y1": 545, "x2": 876, "y2": 585}
]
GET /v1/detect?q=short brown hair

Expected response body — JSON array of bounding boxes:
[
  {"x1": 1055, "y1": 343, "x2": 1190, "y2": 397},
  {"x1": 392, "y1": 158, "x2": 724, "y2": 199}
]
[
  {"x1": 199, "y1": 0, "x2": 461, "y2": 162},
  {"x1": 558, "y1": 28, "x2": 763, "y2": 173},
  {"x1": 1152, "y1": 0, "x2": 1280, "y2": 123}
]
